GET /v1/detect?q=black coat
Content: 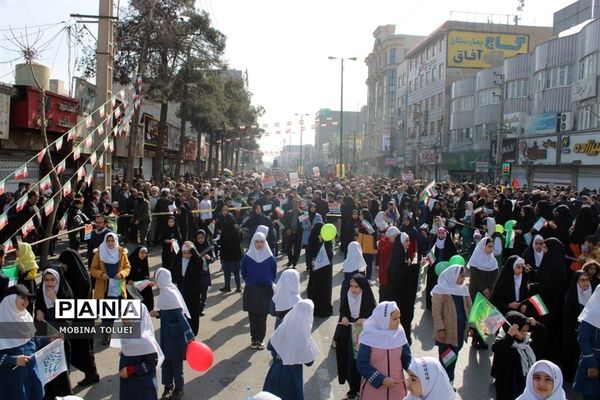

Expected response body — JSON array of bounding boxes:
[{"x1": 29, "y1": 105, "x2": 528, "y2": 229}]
[
  {"x1": 127, "y1": 246, "x2": 154, "y2": 311},
  {"x1": 491, "y1": 314, "x2": 548, "y2": 400},
  {"x1": 562, "y1": 270, "x2": 589, "y2": 382},
  {"x1": 335, "y1": 274, "x2": 376, "y2": 385},
  {"x1": 491, "y1": 255, "x2": 531, "y2": 316},
  {"x1": 219, "y1": 223, "x2": 244, "y2": 262}
]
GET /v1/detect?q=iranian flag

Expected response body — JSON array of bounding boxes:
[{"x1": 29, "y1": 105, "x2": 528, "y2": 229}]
[
  {"x1": 473, "y1": 206, "x2": 484, "y2": 215},
  {"x1": 55, "y1": 136, "x2": 63, "y2": 151},
  {"x1": 90, "y1": 152, "x2": 97, "y2": 166},
  {"x1": 21, "y1": 219, "x2": 35, "y2": 237},
  {"x1": 40, "y1": 176, "x2": 52, "y2": 192},
  {"x1": 468, "y1": 292, "x2": 507, "y2": 341},
  {"x1": 3, "y1": 240, "x2": 14, "y2": 253},
  {"x1": 44, "y1": 199, "x2": 54, "y2": 217},
  {"x1": 1, "y1": 264, "x2": 19, "y2": 287},
  {"x1": 0, "y1": 213, "x2": 7, "y2": 231},
  {"x1": 103, "y1": 138, "x2": 109, "y2": 150},
  {"x1": 171, "y1": 240, "x2": 180, "y2": 254},
  {"x1": 15, "y1": 165, "x2": 28, "y2": 180},
  {"x1": 84, "y1": 116, "x2": 93, "y2": 128},
  {"x1": 526, "y1": 294, "x2": 549, "y2": 316},
  {"x1": 0, "y1": 180, "x2": 4, "y2": 196},
  {"x1": 441, "y1": 347, "x2": 458, "y2": 367},
  {"x1": 37, "y1": 148, "x2": 47, "y2": 164},
  {"x1": 56, "y1": 160, "x2": 66, "y2": 174},
  {"x1": 63, "y1": 181, "x2": 72, "y2": 196},
  {"x1": 58, "y1": 214, "x2": 67, "y2": 230},
  {"x1": 275, "y1": 207, "x2": 285, "y2": 218},
  {"x1": 73, "y1": 145, "x2": 81, "y2": 161},
  {"x1": 85, "y1": 135, "x2": 92, "y2": 149},
  {"x1": 77, "y1": 167, "x2": 85, "y2": 181},
  {"x1": 109, "y1": 140, "x2": 114, "y2": 152},
  {"x1": 99, "y1": 108, "x2": 106, "y2": 118},
  {"x1": 67, "y1": 127, "x2": 77, "y2": 141},
  {"x1": 16, "y1": 195, "x2": 28, "y2": 212},
  {"x1": 98, "y1": 154, "x2": 104, "y2": 168},
  {"x1": 97, "y1": 124, "x2": 105, "y2": 136},
  {"x1": 425, "y1": 245, "x2": 436, "y2": 266},
  {"x1": 419, "y1": 180, "x2": 436, "y2": 202}
]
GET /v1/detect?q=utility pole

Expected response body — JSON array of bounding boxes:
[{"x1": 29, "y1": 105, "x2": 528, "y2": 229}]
[
  {"x1": 328, "y1": 56, "x2": 356, "y2": 175},
  {"x1": 493, "y1": 71, "x2": 505, "y2": 184},
  {"x1": 295, "y1": 113, "x2": 309, "y2": 173}
]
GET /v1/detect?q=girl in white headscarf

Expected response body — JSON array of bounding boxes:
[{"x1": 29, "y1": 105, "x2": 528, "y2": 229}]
[
  {"x1": 431, "y1": 265, "x2": 472, "y2": 386},
  {"x1": 263, "y1": 299, "x2": 319, "y2": 400},
  {"x1": 116, "y1": 303, "x2": 164, "y2": 400},
  {"x1": 573, "y1": 285, "x2": 600, "y2": 398},
  {"x1": 90, "y1": 232, "x2": 131, "y2": 344},
  {"x1": 404, "y1": 357, "x2": 455, "y2": 400},
  {"x1": 242, "y1": 232, "x2": 277, "y2": 351},
  {"x1": 467, "y1": 237, "x2": 498, "y2": 351},
  {"x1": 0, "y1": 284, "x2": 47, "y2": 400},
  {"x1": 516, "y1": 360, "x2": 566, "y2": 400},
  {"x1": 272, "y1": 269, "x2": 301, "y2": 328},
  {"x1": 357, "y1": 301, "x2": 412, "y2": 400},
  {"x1": 151, "y1": 268, "x2": 195, "y2": 400}
]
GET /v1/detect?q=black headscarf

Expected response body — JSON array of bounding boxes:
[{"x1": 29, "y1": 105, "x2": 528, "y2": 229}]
[
  {"x1": 194, "y1": 229, "x2": 211, "y2": 253},
  {"x1": 39, "y1": 265, "x2": 73, "y2": 300},
  {"x1": 308, "y1": 203, "x2": 317, "y2": 224},
  {"x1": 58, "y1": 248, "x2": 91, "y2": 299},
  {"x1": 570, "y1": 205, "x2": 599, "y2": 244},
  {"x1": 339, "y1": 273, "x2": 376, "y2": 320},
  {"x1": 491, "y1": 255, "x2": 529, "y2": 314},
  {"x1": 128, "y1": 246, "x2": 150, "y2": 282}
]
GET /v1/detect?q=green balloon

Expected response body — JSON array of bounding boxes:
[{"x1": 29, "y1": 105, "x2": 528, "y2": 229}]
[
  {"x1": 448, "y1": 255, "x2": 465, "y2": 266},
  {"x1": 435, "y1": 261, "x2": 450, "y2": 276},
  {"x1": 504, "y1": 220, "x2": 517, "y2": 231},
  {"x1": 320, "y1": 223, "x2": 337, "y2": 242},
  {"x1": 496, "y1": 224, "x2": 505, "y2": 234}
]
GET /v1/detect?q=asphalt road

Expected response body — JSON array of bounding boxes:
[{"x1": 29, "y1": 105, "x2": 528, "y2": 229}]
[{"x1": 66, "y1": 245, "x2": 581, "y2": 400}]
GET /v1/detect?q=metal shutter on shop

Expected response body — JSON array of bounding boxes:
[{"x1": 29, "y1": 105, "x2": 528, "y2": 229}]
[
  {"x1": 0, "y1": 152, "x2": 39, "y2": 192},
  {"x1": 532, "y1": 171, "x2": 572, "y2": 187}
]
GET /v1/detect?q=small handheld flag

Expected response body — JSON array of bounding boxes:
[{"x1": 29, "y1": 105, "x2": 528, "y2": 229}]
[{"x1": 525, "y1": 294, "x2": 549, "y2": 316}]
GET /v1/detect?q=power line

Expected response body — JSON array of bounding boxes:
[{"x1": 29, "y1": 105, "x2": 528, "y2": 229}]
[{"x1": 0, "y1": 22, "x2": 64, "y2": 32}]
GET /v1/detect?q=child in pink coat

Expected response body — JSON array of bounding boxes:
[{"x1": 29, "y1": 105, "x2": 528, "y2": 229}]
[{"x1": 356, "y1": 301, "x2": 412, "y2": 399}]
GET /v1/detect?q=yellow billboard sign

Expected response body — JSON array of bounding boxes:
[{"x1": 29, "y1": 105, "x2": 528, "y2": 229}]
[{"x1": 447, "y1": 30, "x2": 529, "y2": 69}]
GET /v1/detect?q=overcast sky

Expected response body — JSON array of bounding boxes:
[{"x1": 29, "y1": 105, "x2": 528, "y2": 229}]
[{"x1": 0, "y1": 0, "x2": 577, "y2": 158}]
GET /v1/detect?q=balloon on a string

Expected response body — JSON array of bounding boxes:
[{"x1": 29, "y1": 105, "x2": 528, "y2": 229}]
[
  {"x1": 320, "y1": 223, "x2": 337, "y2": 242},
  {"x1": 186, "y1": 341, "x2": 214, "y2": 372},
  {"x1": 448, "y1": 255, "x2": 465, "y2": 266}
]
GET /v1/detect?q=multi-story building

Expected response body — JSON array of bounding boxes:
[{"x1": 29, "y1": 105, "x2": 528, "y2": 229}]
[
  {"x1": 313, "y1": 108, "x2": 364, "y2": 173},
  {"x1": 403, "y1": 20, "x2": 554, "y2": 180},
  {"x1": 364, "y1": 25, "x2": 423, "y2": 175},
  {"x1": 447, "y1": 16, "x2": 600, "y2": 189}
]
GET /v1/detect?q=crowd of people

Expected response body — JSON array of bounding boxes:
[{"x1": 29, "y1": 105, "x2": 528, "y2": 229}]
[{"x1": 0, "y1": 171, "x2": 599, "y2": 400}]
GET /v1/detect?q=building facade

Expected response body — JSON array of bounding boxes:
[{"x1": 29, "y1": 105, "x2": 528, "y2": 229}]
[
  {"x1": 446, "y1": 17, "x2": 600, "y2": 190},
  {"x1": 363, "y1": 26, "x2": 423, "y2": 175},
  {"x1": 313, "y1": 108, "x2": 364, "y2": 173}
]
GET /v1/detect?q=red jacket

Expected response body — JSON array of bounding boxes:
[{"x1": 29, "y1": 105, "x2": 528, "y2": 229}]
[{"x1": 377, "y1": 236, "x2": 393, "y2": 286}]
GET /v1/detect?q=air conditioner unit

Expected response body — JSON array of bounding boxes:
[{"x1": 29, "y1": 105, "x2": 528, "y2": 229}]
[{"x1": 558, "y1": 112, "x2": 574, "y2": 131}]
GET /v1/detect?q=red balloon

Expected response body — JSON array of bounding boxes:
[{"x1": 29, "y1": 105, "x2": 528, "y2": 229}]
[{"x1": 186, "y1": 341, "x2": 214, "y2": 372}]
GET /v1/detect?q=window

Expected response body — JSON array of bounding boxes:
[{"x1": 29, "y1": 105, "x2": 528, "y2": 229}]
[
  {"x1": 535, "y1": 65, "x2": 574, "y2": 91},
  {"x1": 451, "y1": 95, "x2": 474, "y2": 112},
  {"x1": 478, "y1": 88, "x2": 500, "y2": 106},
  {"x1": 505, "y1": 79, "x2": 529, "y2": 99},
  {"x1": 578, "y1": 104, "x2": 600, "y2": 130},
  {"x1": 426, "y1": 71, "x2": 431, "y2": 84},
  {"x1": 420, "y1": 75, "x2": 424, "y2": 88},
  {"x1": 432, "y1": 66, "x2": 437, "y2": 80},
  {"x1": 409, "y1": 81, "x2": 413, "y2": 92},
  {"x1": 432, "y1": 45, "x2": 436, "y2": 57},
  {"x1": 425, "y1": 98, "x2": 429, "y2": 110},
  {"x1": 439, "y1": 38, "x2": 444, "y2": 52},
  {"x1": 438, "y1": 93, "x2": 443, "y2": 107},
  {"x1": 390, "y1": 48, "x2": 397, "y2": 64},
  {"x1": 580, "y1": 53, "x2": 596, "y2": 79},
  {"x1": 430, "y1": 122, "x2": 435, "y2": 134},
  {"x1": 384, "y1": 51, "x2": 388, "y2": 66},
  {"x1": 437, "y1": 119, "x2": 443, "y2": 134},
  {"x1": 438, "y1": 64, "x2": 445, "y2": 79}
]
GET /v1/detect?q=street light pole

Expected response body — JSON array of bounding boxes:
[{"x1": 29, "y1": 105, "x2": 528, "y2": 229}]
[
  {"x1": 329, "y1": 56, "x2": 356, "y2": 176},
  {"x1": 295, "y1": 113, "x2": 309, "y2": 173}
]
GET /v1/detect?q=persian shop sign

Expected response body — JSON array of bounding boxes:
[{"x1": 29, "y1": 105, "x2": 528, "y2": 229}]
[
  {"x1": 560, "y1": 133, "x2": 600, "y2": 165},
  {"x1": 447, "y1": 31, "x2": 529, "y2": 69}
]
